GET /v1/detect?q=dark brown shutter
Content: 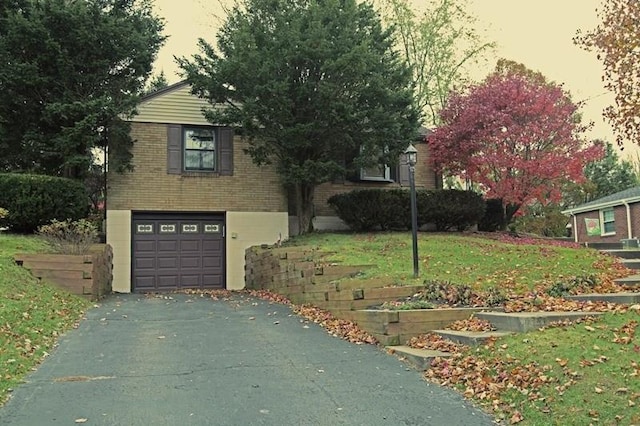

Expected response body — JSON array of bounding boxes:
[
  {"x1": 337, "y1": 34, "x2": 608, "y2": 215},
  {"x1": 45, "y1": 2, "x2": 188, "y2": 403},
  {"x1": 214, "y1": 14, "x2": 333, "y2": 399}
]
[
  {"x1": 167, "y1": 125, "x2": 182, "y2": 175},
  {"x1": 218, "y1": 127, "x2": 234, "y2": 176}
]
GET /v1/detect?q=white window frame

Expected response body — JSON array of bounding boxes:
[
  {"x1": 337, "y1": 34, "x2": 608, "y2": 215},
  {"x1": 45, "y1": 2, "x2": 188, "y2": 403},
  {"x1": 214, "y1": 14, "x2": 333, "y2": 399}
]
[{"x1": 600, "y1": 208, "x2": 616, "y2": 236}]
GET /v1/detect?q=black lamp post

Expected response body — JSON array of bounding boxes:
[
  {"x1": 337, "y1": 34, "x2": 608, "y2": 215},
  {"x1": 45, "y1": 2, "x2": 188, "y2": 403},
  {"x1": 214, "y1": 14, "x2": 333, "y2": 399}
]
[{"x1": 405, "y1": 144, "x2": 419, "y2": 278}]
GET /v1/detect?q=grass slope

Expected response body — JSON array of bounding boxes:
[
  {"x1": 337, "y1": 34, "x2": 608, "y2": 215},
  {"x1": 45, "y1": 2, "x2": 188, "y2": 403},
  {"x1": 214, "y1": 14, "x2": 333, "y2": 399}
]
[
  {"x1": 0, "y1": 234, "x2": 91, "y2": 405},
  {"x1": 287, "y1": 232, "x2": 639, "y2": 425},
  {"x1": 288, "y1": 232, "x2": 614, "y2": 291}
]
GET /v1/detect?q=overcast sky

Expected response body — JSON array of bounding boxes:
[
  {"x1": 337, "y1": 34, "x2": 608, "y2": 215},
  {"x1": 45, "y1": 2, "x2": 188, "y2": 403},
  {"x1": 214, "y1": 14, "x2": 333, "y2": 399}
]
[{"x1": 151, "y1": 0, "x2": 633, "y2": 158}]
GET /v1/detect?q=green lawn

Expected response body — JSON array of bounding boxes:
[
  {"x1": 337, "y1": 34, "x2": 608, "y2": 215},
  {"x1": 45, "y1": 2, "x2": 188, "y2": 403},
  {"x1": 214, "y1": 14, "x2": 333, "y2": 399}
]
[
  {"x1": 0, "y1": 234, "x2": 91, "y2": 404},
  {"x1": 286, "y1": 232, "x2": 616, "y2": 291}
]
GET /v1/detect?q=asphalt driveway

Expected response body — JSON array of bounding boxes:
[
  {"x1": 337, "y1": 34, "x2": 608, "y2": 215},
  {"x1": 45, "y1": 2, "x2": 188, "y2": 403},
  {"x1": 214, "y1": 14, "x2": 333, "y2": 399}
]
[{"x1": 0, "y1": 293, "x2": 494, "y2": 425}]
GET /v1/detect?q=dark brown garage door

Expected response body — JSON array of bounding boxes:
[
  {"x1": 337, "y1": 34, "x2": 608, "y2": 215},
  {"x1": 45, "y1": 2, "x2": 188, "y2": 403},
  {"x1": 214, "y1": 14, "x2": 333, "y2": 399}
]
[{"x1": 132, "y1": 213, "x2": 225, "y2": 292}]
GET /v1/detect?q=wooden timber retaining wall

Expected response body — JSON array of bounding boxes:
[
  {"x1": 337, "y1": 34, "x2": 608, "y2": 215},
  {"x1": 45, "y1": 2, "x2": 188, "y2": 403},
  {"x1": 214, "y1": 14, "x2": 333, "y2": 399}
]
[
  {"x1": 14, "y1": 244, "x2": 113, "y2": 301},
  {"x1": 245, "y1": 245, "x2": 490, "y2": 345}
]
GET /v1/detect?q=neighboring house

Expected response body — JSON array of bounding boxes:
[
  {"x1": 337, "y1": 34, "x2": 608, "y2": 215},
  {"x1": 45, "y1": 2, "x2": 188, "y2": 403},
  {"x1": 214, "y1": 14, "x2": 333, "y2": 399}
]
[
  {"x1": 562, "y1": 187, "x2": 640, "y2": 245},
  {"x1": 106, "y1": 81, "x2": 438, "y2": 293}
]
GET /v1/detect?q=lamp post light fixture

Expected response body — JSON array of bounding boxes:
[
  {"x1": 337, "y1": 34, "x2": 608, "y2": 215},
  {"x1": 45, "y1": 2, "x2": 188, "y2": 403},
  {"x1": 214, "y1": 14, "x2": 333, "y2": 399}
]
[{"x1": 405, "y1": 144, "x2": 419, "y2": 278}]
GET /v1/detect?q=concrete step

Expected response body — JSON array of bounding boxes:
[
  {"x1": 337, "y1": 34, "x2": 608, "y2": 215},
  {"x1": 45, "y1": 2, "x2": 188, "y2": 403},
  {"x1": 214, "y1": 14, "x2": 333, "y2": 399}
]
[
  {"x1": 566, "y1": 292, "x2": 640, "y2": 304},
  {"x1": 601, "y1": 249, "x2": 640, "y2": 259},
  {"x1": 386, "y1": 345, "x2": 450, "y2": 371},
  {"x1": 614, "y1": 275, "x2": 640, "y2": 287},
  {"x1": 621, "y1": 259, "x2": 640, "y2": 269},
  {"x1": 475, "y1": 311, "x2": 603, "y2": 333},
  {"x1": 431, "y1": 330, "x2": 512, "y2": 346}
]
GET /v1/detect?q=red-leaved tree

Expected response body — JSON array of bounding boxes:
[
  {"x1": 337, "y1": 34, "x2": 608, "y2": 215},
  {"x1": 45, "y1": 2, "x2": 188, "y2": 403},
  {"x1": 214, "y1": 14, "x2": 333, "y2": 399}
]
[{"x1": 427, "y1": 63, "x2": 604, "y2": 225}]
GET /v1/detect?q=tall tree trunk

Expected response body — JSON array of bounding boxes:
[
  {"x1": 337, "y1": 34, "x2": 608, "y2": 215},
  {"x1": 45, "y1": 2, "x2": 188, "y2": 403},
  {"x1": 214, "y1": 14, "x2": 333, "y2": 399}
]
[
  {"x1": 294, "y1": 183, "x2": 315, "y2": 235},
  {"x1": 504, "y1": 202, "x2": 521, "y2": 229}
]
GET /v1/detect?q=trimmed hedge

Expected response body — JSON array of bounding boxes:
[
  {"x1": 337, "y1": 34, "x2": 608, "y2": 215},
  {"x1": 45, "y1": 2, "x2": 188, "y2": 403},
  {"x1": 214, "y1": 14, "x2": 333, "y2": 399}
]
[
  {"x1": 0, "y1": 173, "x2": 88, "y2": 233},
  {"x1": 327, "y1": 189, "x2": 409, "y2": 231},
  {"x1": 328, "y1": 188, "x2": 485, "y2": 232},
  {"x1": 419, "y1": 189, "x2": 486, "y2": 231}
]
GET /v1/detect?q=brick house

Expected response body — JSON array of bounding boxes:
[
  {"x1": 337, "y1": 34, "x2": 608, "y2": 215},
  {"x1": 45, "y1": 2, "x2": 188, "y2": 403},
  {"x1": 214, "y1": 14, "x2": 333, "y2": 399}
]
[
  {"x1": 562, "y1": 187, "x2": 640, "y2": 245},
  {"x1": 106, "y1": 81, "x2": 437, "y2": 293}
]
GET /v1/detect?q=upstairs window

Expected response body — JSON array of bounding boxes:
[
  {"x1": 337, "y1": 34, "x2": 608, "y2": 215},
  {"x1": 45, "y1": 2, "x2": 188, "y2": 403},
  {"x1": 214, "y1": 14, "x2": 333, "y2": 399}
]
[
  {"x1": 184, "y1": 127, "x2": 216, "y2": 172},
  {"x1": 167, "y1": 125, "x2": 233, "y2": 176}
]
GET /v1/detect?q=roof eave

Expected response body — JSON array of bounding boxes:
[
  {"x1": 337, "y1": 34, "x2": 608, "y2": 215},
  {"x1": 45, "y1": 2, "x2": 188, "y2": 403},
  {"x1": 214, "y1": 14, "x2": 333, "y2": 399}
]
[{"x1": 562, "y1": 196, "x2": 640, "y2": 215}]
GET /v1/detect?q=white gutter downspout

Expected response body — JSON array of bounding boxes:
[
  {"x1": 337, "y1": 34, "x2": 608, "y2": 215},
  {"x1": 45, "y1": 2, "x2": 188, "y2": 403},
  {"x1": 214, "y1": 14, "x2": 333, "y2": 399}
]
[
  {"x1": 572, "y1": 214, "x2": 578, "y2": 243},
  {"x1": 623, "y1": 200, "x2": 632, "y2": 239}
]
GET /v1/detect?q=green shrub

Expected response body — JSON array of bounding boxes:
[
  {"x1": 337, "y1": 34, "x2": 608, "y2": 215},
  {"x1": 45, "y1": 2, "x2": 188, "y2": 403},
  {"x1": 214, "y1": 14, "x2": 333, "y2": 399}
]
[
  {"x1": 418, "y1": 189, "x2": 485, "y2": 231},
  {"x1": 38, "y1": 219, "x2": 98, "y2": 255},
  {"x1": 546, "y1": 275, "x2": 598, "y2": 297},
  {"x1": 328, "y1": 188, "x2": 485, "y2": 232},
  {"x1": 0, "y1": 173, "x2": 88, "y2": 233},
  {"x1": 328, "y1": 189, "x2": 411, "y2": 231},
  {"x1": 423, "y1": 280, "x2": 473, "y2": 306}
]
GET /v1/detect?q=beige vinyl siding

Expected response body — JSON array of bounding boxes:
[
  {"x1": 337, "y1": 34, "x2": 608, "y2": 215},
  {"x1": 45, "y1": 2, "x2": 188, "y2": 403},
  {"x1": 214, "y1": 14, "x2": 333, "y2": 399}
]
[{"x1": 133, "y1": 83, "x2": 220, "y2": 126}]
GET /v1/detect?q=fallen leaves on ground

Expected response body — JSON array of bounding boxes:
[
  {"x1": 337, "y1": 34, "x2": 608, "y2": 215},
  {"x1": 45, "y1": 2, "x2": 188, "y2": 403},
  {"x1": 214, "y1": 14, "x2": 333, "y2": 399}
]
[
  {"x1": 407, "y1": 333, "x2": 468, "y2": 354},
  {"x1": 292, "y1": 304, "x2": 378, "y2": 345},
  {"x1": 247, "y1": 290, "x2": 377, "y2": 345},
  {"x1": 446, "y1": 317, "x2": 496, "y2": 332}
]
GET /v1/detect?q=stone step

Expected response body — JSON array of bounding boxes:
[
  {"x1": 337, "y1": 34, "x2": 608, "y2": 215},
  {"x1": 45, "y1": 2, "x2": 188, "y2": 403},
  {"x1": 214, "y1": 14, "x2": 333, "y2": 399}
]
[
  {"x1": 431, "y1": 330, "x2": 513, "y2": 346},
  {"x1": 621, "y1": 259, "x2": 640, "y2": 269},
  {"x1": 567, "y1": 292, "x2": 640, "y2": 304},
  {"x1": 614, "y1": 275, "x2": 640, "y2": 287},
  {"x1": 475, "y1": 311, "x2": 603, "y2": 333},
  {"x1": 385, "y1": 345, "x2": 450, "y2": 371},
  {"x1": 601, "y1": 249, "x2": 640, "y2": 259}
]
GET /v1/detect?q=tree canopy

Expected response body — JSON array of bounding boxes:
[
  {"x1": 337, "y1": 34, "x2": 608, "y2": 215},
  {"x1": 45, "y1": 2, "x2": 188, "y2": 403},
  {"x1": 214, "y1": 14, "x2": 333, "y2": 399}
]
[
  {"x1": 575, "y1": 0, "x2": 640, "y2": 147},
  {"x1": 0, "y1": 0, "x2": 166, "y2": 178},
  {"x1": 179, "y1": 0, "x2": 420, "y2": 234},
  {"x1": 427, "y1": 61, "x2": 604, "y2": 225},
  {"x1": 375, "y1": 0, "x2": 494, "y2": 126},
  {"x1": 583, "y1": 141, "x2": 638, "y2": 201}
]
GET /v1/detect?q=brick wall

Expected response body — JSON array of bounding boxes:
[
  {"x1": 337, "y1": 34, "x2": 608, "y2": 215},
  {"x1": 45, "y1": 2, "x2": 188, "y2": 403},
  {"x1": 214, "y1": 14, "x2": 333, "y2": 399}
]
[
  {"x1": 108, "y1": 122, "x2": 287, "y2": 212},
  {"x1": 110, "y1": 123, "x2": 439, "y2": 222},
  {"x1": 574, "y1": 203, "x2": 640, "y2": 244},
  {"x1": 314, "y1": 143, "x2": 438, "y2": 216}
]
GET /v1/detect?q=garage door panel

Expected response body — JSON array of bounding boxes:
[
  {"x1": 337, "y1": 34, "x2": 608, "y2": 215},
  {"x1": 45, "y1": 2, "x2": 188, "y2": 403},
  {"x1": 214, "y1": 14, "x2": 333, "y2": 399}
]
[
  {"x1": 180, "y1": 256, "x2": 201, "y2": 268},
  {"x1": 202, "y1": 275, "x2": 223, "y2": 287},
  {"x1": 203, "y1": 256, "x2": 221, "y2": 268},
  {"x1": 157, "y1": 275, "x2": 179, "y2": 287},
  {"x1": 180, "y1": 275, "x2": 201, "y2": 287},
  {"x1": 180, "y1": 240, "x2": 201, "y2": 252},
  {"x1": 132, "y1": 213, "x2": 225, "y2": 292},
  {"x1": 202, "y1": 240, "x2": 222, "y2": 252},
  {"x1": 135, "y1": 240, "x2": 156, "y2": 253},
  {"x1": 157, "y1": 257, "x2": 178, "y2": 269},
  {"x1": 158, "y1": 240, "x2": 179, "y2": 252},
  {"x1": 135, "y1": 258, "x2": 156, "y2": 270},
  {"x1": 135, "y1": 276, "x2": 155, "y2": 289}
]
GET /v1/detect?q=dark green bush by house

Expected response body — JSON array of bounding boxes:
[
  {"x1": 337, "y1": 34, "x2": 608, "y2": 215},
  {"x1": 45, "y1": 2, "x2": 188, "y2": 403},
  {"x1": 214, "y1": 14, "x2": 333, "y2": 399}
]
[
  {"x1": 328, "y1": 189, "x2": 411, "y2": 231},
  {"x1": 328, "y1": 188, "x2": 485, "y2": 232},
  {"x1": 0, "y1": 173, "x2": 88, "y2": 233},
  {"x1": 418, "y1": 189, "x2": 486, "y2": 231}
]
